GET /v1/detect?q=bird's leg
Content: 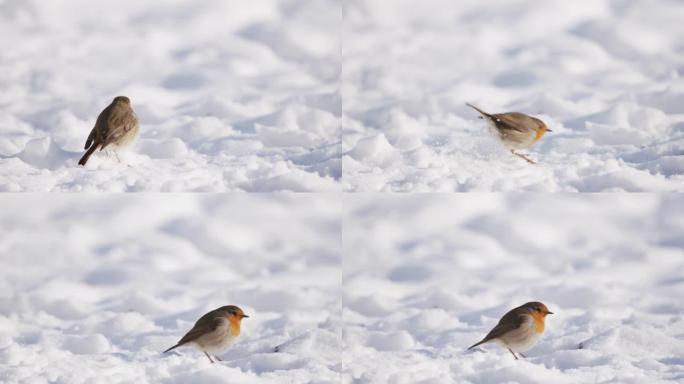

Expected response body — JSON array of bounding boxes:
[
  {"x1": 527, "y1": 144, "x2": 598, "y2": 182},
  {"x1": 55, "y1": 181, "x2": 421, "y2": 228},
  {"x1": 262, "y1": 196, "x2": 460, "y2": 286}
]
[
  {"x1": 519, "y1": 352, "x2": 527, "y2": 358},
  {"x1": 214, "y1": 355, "x2": 222, "y2": 362},
  {"x1": 511, "y1": 150, "x2": 536, "y2": 164},
  {"x1": 204, "y1": 352, "x2": 215, "y2": 364},
  {"x1": 115, "y1": 151, "x2": 121, "y2": 163},
  {"x1": 507, "y1": 348, "x2": 519, "y2": 360}
]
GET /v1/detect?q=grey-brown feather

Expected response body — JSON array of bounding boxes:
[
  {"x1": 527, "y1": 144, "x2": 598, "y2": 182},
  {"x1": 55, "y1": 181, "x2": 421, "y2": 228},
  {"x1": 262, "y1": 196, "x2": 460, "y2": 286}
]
[
  {"x1": 84, "y1": 128, "x2": 96, "y2": 150},
  {"x1": 466, "y1": 103, "x2": 545, "y2": 150},
  {"x1": 83, "y1": 99, "x2": 138, "y2": 151},
  {"x1": 491, "y1": 113, "x2": 544, "y2": 133},
  {"x1": 163, "y1": 312, "x2": 222, "y2": 353},
  {"x1": 162, "y1": 306, "x2": 245, "y2": 355},
  {"x1": 468, "y1": 308, "x2": 525, "y2": 350},
  {"x1": 79, "y1": 97, "x2": 138, "y2": 165},
  {"x1": 177, "y1": 312, "x2": 222, "y2": 345},
  {"x1": 465, "y1": 103, "x2": 493, "y2": 118}
]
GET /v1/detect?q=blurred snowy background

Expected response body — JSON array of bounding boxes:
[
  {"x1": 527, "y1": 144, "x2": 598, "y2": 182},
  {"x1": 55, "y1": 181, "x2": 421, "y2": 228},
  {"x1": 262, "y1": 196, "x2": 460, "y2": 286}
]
[
  {"x1": 0, "y1": 194, "x2": 341, "y2": 383},
  {"x1": 342, "y1": 0, "x2": 684, "y2": 191},
  {"x1": 343, "y1": 194, "x2": 684, "y2": 383},
  {"x1": 0, "y1": 0, "x2": 341, "y2": 191}
]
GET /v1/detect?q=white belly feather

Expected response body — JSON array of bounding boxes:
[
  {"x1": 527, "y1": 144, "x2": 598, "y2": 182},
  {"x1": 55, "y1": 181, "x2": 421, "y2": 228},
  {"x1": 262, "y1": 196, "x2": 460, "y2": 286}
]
[
  {"x1": 190, "y1": 317, "x2": 238, "y2": 354},
  {"x1": 496, "y1": 314, "x2": 543, "y2": 353}
]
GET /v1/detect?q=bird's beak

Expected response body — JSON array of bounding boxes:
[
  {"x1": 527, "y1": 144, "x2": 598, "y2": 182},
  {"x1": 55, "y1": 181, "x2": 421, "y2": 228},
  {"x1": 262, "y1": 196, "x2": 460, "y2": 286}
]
[
  {"x1": 546, "y1": 311, "x2": 554, "y2": 315},
  {"x1": 546, "y1": 128, "x2": 553, "y2": 132},
  {"x1": 242, "y1": 314, "x2": 250, "y2": 318}
]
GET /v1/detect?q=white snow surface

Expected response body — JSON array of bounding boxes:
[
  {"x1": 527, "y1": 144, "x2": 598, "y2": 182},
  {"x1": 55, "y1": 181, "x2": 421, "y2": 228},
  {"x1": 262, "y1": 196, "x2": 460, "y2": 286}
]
[
  {"x1": 0, "y1": 194, "x2": 342, "y2": 383},
  {"x1": 342, "y1": 0, "x2": 684, "y2": 191},
  {"x1": 343, "y1": 194, "x2": 684, "y2": 383},
  {"x1": 0, "y1": 0, "x2": 341, "y2": 192}
]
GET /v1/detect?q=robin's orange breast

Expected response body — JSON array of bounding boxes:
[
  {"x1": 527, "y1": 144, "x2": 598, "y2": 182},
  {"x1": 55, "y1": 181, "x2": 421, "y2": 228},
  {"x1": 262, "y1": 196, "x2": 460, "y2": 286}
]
[
  {"x1": 531, "y1": 312, "x2": 546, "y2": 333},
  {"x1": 228, "y1": 317, "x2": 241, "y2": 337},
  {"x1": 531, "y1": 127, "x2": 547, "y2": 145}
]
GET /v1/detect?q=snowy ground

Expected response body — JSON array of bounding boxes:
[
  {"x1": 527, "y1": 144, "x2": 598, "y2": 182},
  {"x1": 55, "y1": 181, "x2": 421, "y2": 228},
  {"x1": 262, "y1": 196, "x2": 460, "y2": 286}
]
[
  {"x1": 342, "y1": 0, "x2": 684, "y2": 192},
  {"x1": 0, "y1": 194, "x2": 341, "y2": 383},
  {"x1": 343, "y1": 194, "x2": 684, "y2": 383},
  {"x1": 0, "y1": 0, "x2": 341, "y2": 192}
]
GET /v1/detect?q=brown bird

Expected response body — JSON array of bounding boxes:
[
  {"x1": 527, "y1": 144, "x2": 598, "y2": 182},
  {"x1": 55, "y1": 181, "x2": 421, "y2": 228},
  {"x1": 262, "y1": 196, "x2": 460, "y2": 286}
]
[
  {"x1": 163, "y1": 305, "x2": 249, "y2": 363},
  {"x1": 466, "y1": 103, "x2": 551, "y2": 164},
  {"x1": 467, "y1": 301, "x2": 553, "y2": 360},
  {"x1": 78, "y1": 96, "x2": 139, "y2": 166}
]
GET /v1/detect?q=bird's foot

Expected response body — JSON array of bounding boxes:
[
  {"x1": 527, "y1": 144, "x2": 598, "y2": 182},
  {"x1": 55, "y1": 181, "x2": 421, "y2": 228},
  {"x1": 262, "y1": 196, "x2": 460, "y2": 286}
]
[
  {"x1": 511, "y1": 151, "x2": 536, "y2": 164},
  {"x1": 204, "y1": 352, "x2": 215, "y2": 363},
  {"x1": 508, "y1": 348, "x2": 519, "y2": 360}
]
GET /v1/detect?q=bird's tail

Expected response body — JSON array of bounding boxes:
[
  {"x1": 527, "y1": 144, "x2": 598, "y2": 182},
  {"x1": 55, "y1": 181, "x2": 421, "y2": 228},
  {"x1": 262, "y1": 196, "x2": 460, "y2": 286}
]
[
  {"x1": 78, "y1": 145, "x2": 97, "y2": 166},
  {"x1": 465, "y1": 103, "x2": 492, "y2": 118},
  {"x1": 467, "y1": 338, "x2": 488, "y2": 350},
  {"x1": 163, "y1": 343, "x2": 182, "y2": 354},
  {"x1": 84, "y1": 129, "x2": 95, "y2": 150}
]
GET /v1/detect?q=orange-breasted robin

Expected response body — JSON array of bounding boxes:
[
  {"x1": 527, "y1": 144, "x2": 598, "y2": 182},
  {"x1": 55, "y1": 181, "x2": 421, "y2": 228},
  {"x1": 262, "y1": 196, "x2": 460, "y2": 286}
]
[
  {"x1": 467, "y1": 301, "x2": 553, "y2": 359},
  {"x1": 466, "y1": 103, "x2": 551, "y2": 164},
  {"x1": 163, "y1": 305, "x2": 249, "y2": 363}
]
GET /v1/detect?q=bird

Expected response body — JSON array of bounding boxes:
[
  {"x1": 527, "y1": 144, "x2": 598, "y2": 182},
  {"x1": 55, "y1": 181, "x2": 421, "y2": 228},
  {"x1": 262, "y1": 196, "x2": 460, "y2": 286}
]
[
  {"x1": 78, "y1": 95, "x2": 139, "y2": 166},
  {"x1": 163, "y1": 305, "x2": 249, "y2": 363},
  {"x1": 467, "y1": 301, "x2": 553, "y2": 360},
  {"x1": 466, "y1": 103, "x2": 551, "y2": 164}
]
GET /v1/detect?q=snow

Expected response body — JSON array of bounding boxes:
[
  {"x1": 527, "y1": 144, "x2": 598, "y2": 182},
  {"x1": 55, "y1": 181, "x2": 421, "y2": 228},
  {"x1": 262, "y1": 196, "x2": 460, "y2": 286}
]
[
  {"x1": 3, "y1": 0, "x2": 683, "y2": 191},
  {"x1": 0, "y1": 0, "x2": 341, "y2": 192},
  {"x1": 1, "y1": 196, "x2": 682, "y2": 383},
  {"x1": 342, "y1": 0, "x2": 684, "y2": 192},
  {"x1": 2, "y1": 1, "x2": 683, "y2": 383},
  {"x1": 342, "y1": 194, "x2": 684, "y2": 383},
  {"x1": 0, "y1": 194, "x2": 341, "y2": 383}
]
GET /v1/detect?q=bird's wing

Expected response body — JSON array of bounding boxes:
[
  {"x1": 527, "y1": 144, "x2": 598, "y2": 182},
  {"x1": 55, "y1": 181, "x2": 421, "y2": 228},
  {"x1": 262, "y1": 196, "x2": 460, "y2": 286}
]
[
  {"x1": 176, "y1": 315, "x2": 223, "y2": 346},
  {"x1": 84, "y1": 127, "x2": 96, "y2": 150},
  {"x1": 100, "y1": 106, "x2": 135, "y2": 148},
  {"x1": 481, "y1": 311, "x2": 525, "y2": 342},
  {"x1": 467, "y1": 308, "x2": 527, "y2": 350},
  {"x1": 85, "y1": 106, "x2": 111, "y2": 148},
  {"x1": 492, "y1": 113, "x2": 536, "y2": 133}
]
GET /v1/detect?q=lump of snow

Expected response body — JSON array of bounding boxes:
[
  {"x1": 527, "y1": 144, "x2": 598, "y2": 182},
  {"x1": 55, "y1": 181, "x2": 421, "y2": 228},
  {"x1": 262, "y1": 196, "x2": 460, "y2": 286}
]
[
  {"x1": 17, "y1": 137, "x2": 72, "y2": 169},
  {"x1": 62, "y1": 334, "x2": 111, "y2": 354},
  {"x1": 347, "y1": 134, "x2": 399, "y2": 168},
  {"x1": 585, "y1": 102, "x2": 670, "y2": 145},
  {"x1": 367, "y1": 331, "x2": 415, "y2": 351},
  {"x1": 137, "y1": 138, "x2": 189, "y2": 159}
]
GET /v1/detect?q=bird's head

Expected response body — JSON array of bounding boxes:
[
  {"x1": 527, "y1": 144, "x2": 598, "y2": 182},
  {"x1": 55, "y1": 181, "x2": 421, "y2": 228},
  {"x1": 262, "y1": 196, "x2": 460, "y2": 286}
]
[
  {"x1": 522, "y1": 301, "x2": 553, "y2": 317},
  {"x1": 220, "y1": 305, "x2": 250, "y2": 322},
  {"x1": 113, "y1": 96, "x2": 131, "y2": 104},
  {"x1": 535, "y1": 118, "x2": 551, "y2": 133}
]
